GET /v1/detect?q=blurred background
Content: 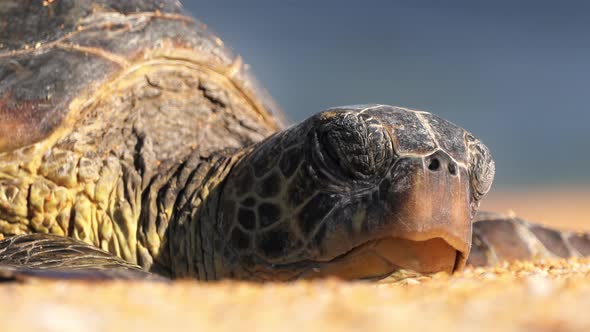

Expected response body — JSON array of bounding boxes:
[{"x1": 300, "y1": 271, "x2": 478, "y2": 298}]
[{"x1": 183, "y1": 0, "x2": 589, "y2": 226}]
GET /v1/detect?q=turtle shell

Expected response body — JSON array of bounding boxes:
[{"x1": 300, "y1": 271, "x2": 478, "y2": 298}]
[{"x1": 0, "y1": 0, "x2": 285, "y2": 152}]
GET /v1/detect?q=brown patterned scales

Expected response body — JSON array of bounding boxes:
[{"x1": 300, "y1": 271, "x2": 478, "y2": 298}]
[
  {"x1": 468, "y1": 212, "x2": 590, "y2": 268},
  {"x1": 0, "y1": 0, "x2": 588, "y2": 281}
]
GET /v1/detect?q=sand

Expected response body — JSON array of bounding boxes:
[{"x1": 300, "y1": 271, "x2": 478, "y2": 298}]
[
  {"x1": 2, "y1": 187, "x2": 589, "y2": 332},
  {"x1": 481, "y1": 186, "x2": 590, "y2": 230}
]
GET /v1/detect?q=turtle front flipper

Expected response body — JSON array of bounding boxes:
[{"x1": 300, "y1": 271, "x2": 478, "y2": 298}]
[
  {"x1": 467, "y1": 212, "x2": 590, "y2": 267},
  {"x1": 0, "y1": 234, "x2": 165, "y2": 281}
]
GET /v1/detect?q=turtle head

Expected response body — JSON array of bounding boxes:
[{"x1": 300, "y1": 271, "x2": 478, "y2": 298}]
[{"x1": 217, "y1": 105, "x2": 494, "y2": 281}]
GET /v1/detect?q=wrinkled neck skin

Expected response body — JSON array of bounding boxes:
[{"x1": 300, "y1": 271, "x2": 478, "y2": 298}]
[{"x1": 142, "y1": 148, "x2": 248, "y2": 279}]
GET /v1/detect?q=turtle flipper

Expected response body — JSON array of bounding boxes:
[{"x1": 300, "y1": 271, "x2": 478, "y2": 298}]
[
  {"x1": 0, "y1": 234, "x2": 166, "y2": 281},
  {"x1": 467, "y1": 212, "x2": 590, "y2": 267}
]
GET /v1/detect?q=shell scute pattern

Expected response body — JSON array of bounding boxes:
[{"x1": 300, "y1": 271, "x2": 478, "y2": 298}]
[
  {"x1": 230, "y1": 227, "x2": 251, "y2": 252},
  {"x1": 257, "y1": 225, "x2": 302, "y2": 261},
  {"x1": 368, "y1": 106, "x2": 438, "y2": 156},
  {"x1": 420, "y1": 112, "x2": 469, "y2": 165},
  {"x1": 251, "y1": 138, "x2": 283, "y2": 178},
  {"x1": 255, "y1": 171, "x2": 281, "y2": 198},
  {"x1": 279, "y1": 146, "x2": 302, "y2": 179},
  {"x1": 237, "y1": 207, "x2": 256, "y2": 230},
  {"x1": 297, "y1": 193, "x2": 338, "y2": 237},
  {"x1": 258, "y1": 203, "x2": 282, "y2": 228}
]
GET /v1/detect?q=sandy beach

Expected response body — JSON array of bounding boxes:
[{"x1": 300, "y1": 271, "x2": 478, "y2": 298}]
[
  {"x1": 482, "y1": 186, "x2": 590, "y2": 230},
  {"x1": 2, "y1": 187, "x2": 589, "y2": 332}
]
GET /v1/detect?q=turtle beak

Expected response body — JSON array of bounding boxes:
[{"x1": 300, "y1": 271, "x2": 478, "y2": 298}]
[{"x1": 382, "y1": 151, "x2": 472, "y2": 273}]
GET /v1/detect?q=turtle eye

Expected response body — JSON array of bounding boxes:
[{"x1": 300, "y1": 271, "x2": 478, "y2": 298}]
[
  {"x1": 314, "y1": 113, "x2": 394, "y2": 180},
  {"x1": 466, "y1": 134, "x2": 495, "y2": 201}
]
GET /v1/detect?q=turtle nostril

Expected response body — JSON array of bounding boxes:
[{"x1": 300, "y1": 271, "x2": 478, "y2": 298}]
[
  {"x1": 448, "y1": 163, "x2": 457, "y2": 175},
  {"x1": 428, "y1": 158, "x2": 440, "y2": 171}
]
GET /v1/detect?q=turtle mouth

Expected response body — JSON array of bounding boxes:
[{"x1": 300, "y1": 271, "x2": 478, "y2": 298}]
[{"x1": 299, "y1": 235, "x2": 466, "y2": 281}]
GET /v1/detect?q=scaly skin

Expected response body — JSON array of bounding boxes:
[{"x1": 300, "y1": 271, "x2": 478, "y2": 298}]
[
  {"x1": 469, "y1": 213, "x2": 590, "y2": 267},
  {"x1": 0, "y1": 56, "x2": 275, "y2": 278}
]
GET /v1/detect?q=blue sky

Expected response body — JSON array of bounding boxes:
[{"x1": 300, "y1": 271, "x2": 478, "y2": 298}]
[{"x1": 183, "y1": 0, "x2": 590, "y2": 187}]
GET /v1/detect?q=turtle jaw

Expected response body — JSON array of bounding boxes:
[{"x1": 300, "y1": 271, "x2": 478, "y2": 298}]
[{"x1": 299, "y1": 236, "x2": 465, "y2": 281}]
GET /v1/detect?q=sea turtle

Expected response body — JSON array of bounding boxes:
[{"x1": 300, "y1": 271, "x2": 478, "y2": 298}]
[{"x1": 0, "y1": 0, "x2": 588, "y2": 282}]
